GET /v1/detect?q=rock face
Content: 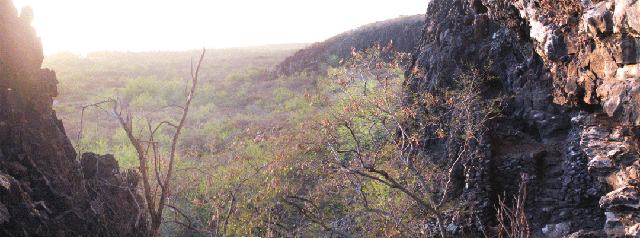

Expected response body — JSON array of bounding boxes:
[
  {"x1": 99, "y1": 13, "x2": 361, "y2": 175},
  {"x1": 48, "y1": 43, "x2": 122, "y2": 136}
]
[
  {"x1": 407, "y1": 0, "x2": 640, "y2": 236},
  {"x1": 0, "y1": 0, "x2": 146, "y2": 235},
  {"x1": 275, "y1": 14, "x2": 424, "y2": 75}
]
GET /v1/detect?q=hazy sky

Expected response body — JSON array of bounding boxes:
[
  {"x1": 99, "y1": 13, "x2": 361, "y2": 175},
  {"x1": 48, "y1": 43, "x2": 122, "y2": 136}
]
[{"x1": 12, "y1": 0, "x2": 429, "y2": 54}]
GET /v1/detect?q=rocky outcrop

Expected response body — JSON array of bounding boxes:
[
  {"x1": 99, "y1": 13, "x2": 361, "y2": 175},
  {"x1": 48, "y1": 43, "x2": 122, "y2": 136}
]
[
  {"x1": 275, "y1": 14, "x2": 424, "y2": 75},
  {"x1": 0, "y1": 0, "x2": 146, "y2": 235},
  {"x1": 407, "y1": 0, "x2": 640, "y2": 236}
]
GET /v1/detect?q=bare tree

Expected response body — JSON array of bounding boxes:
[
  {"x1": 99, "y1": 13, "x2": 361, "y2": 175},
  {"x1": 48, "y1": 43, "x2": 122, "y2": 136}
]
[
  {"x1": 81, "y1": 48, "x2": 206, "y2": 235},
  {"x1": 496, "y1": 174, "x2": 530, "y2": 238}
]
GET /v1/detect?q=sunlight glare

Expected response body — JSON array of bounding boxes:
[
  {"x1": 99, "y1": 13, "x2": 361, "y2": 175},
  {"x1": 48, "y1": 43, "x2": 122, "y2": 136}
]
[{"x1": 12, "y1": 0, "x2": 429, "y2": 54}]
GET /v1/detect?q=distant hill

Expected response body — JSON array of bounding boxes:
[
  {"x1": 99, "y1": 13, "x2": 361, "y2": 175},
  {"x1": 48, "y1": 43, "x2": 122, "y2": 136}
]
[{"x1": 274, "y1": 14, "x2": 424, "y2": 75}]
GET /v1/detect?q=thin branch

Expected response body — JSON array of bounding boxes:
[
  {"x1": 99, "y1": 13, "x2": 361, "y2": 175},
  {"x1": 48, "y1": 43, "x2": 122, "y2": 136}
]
[
  {"x1": 157, "y1": 48, "x2": 206, "y2": 227},
  {"x1": 144, "y1": 104, "x2": 185, "y2": 117},
  {"x1": 166, "y1": 204, "x2": 194, "y2": 229},
  {"x1": 80, "y1": 99, "x2": 117, "y2": 117},
  {"x1": 284, "y1": 196, "x2": 356, "y2": 238},
  {"x1": 351, "y1": 184, "x2": 417, "y2": 238}
]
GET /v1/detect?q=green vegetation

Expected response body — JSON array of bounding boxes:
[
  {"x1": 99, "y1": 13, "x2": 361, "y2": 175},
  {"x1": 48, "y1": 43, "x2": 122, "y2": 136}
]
[
  {"x1": 47, "y1": 44, "x2": 324, "y2": 236},
  {"x1": 46, "y1": 42, "x2": 499, "y2": 237}
]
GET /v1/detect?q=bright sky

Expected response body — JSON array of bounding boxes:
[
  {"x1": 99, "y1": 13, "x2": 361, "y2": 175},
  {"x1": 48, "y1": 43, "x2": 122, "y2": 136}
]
[{"x1": 12, "y1": 0, "x2": 429, "y2": 54}]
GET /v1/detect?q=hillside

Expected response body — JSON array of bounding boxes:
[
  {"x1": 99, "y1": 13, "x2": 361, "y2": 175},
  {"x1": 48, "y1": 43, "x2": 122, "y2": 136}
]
[
  {"x1": 44, "y1": 44, "x2": 309, "y2": 169},
  {"x1": 43, "y1": 42, "x2": 321, "y2": 236},
  {"x1": 5, "y1": 0, "x2": 640, "y2": 236},
  {"x1": 274, "y1": 14, "x2": 424, "y2": 75}
]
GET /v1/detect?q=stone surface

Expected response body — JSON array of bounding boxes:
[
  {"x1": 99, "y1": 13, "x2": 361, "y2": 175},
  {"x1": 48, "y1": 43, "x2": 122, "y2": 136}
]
[
  {"x1": 566, "y1": 229, "x2": 608, "y2": 238},
  {"x1": 80, "y1": 152, "x2": 120, "y2": 180},
  {"x1": 0, "y1": 0, "x2": 146, "y2": 235},
  {"x1": 542, "y1": 222, "x2": 572, "y2": 238},
  {"x1": 600, "y1": 186, "x2": 640, "y2": 210},
  {"x1": 405, "y1": 0, "x2": 640, "y2": 236},
  {"x1": 627, "y1": 223, "x2": 640, "y2": 236},
  {"x1": 603, "y1": 211, "x2": 626, "y2": 235}
]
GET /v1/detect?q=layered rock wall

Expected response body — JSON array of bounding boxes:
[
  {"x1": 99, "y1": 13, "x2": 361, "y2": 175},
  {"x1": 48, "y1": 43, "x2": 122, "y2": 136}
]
[
  {"x1": 408, "y1": 0, "x2": 640, "y2": 236},
  {"x1": 0, "y1": 0, "x2": 146, "y2": 235}
]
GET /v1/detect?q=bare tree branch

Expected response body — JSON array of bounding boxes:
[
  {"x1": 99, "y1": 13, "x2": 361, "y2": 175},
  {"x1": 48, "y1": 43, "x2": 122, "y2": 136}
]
[
  {"x1": 79, "y1": 48, "x2": 206, "y2": 236},
  {"x1": 284, "y1": 196, "x2": 356, "y2": 238}
]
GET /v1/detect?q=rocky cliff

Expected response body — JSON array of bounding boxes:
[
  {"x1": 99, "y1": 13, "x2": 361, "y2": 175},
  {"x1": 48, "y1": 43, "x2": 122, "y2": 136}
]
[
  {"x1": 0, "y1": 0, "x2": 146, "y2": 235},
  {"x1": 407, "y1": 0, "x2": 640, "y2": 236},
  {"x1": 275, "y1": 14, "x2": 424, "y2": 75}
]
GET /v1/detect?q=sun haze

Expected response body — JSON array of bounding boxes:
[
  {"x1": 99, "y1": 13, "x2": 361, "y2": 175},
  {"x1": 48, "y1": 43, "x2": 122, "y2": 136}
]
[{"x1": 12, "y1": 0, "x2": 429, "y2": 54}]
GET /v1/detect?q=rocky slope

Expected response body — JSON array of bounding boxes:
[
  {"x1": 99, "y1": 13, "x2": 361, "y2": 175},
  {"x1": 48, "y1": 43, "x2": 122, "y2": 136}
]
[
  {"x1": 275, "y1": 14, "x2": 424, "y2": 75},
  {"x1": 407, "y1": 0, "x2": 640, "y2": 236},
  {"x1": 0, "y1": 0, "x2": 146, "y2": 235}
]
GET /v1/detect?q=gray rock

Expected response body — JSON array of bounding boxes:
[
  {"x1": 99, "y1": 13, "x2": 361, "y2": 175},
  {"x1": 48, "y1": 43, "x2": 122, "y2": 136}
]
[
  {"x1": 613, "y1": 0, "x2": 640, "y2": 34},
  {"x1": 542, "y1": 222, "x2": 572, "y2": 238},
  {"x1": 627, "y1": 223, "x2": 640, "y2": 236},
  {"x1": 582, "y1": 1, "x2": 614, "y2": 36},
  {"x1": 408, "y1": 0, "x2": 640, "y2": 235},
  {"x1": 587, "y1": 156, "x2": 614, "y2": 172},
  {"x1": 600, "y1": 186, "x2": 640, "y2": 210},
  {"x1": 604, "y1": 212, "x2": 626, "y2": 235}
]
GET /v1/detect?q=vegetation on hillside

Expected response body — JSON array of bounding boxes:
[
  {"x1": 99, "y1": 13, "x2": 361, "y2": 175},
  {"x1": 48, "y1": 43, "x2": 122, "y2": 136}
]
[
  {"x1": 47, "y1": 44, "x2": 323, "y2": 236},
  {"x1": 46, "y1": 41, "x2": 506, "y2": 237},
  {"x1": 274, "y1": 14, "x2": 424, "y2": 76}
]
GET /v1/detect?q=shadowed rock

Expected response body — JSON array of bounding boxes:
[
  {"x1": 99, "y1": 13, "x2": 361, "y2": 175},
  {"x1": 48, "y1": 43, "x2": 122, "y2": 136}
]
[
  {"x1": 0, "y1": 0, "x2": 146, "y2": 235},
  {"x1": 405, "y1": 0, "x2": 640, "y2": 236}
]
